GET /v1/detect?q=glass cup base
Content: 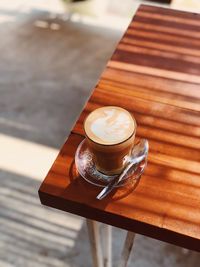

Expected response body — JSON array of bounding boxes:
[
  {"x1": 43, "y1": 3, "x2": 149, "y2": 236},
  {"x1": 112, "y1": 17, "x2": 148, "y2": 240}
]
[{"x1": 75, "y1": 139, "x2": 147, "y2": 187}]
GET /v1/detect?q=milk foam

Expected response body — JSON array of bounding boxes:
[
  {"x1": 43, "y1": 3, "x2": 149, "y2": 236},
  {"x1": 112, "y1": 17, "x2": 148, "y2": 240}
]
[{"x1": 85, "y1": 107, "x2": 135, "y2": 145}]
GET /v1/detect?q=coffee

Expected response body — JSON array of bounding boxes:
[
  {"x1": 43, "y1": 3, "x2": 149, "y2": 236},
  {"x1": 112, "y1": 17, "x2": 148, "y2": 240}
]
[{"x1": 84, "y1": 106, "x2": 136, "y2": 175}]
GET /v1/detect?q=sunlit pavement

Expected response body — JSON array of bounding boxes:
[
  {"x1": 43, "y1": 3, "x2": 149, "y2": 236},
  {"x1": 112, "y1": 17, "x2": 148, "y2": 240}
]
[{"x1": 0, "y1": 0, "x2": 200, "y2": 266}]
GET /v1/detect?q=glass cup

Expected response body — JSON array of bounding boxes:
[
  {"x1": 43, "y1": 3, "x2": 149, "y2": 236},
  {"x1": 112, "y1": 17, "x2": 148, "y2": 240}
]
[{"x1": 84, "y1": 106, "x2": 136, "y2": 175}]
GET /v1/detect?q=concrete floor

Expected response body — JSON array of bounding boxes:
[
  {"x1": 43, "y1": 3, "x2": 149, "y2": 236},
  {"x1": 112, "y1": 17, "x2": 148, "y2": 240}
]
[{"x1": 0, "y1": 1, "x2": 200, "y2": 267}]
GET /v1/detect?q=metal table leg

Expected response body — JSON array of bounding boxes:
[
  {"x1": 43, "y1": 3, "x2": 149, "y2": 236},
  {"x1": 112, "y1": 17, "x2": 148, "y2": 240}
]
[
  {"x1": 86, "y1": 219, "x2": 104, "y2": 267},
  {"x1": 102, "y1": 224, "x2": 112, "y2": 267},
  {"x1": 118, "y1": 231, "x2": 135, "y2": 267},
  {"x1": 87, "y1": 220, "x2": 135, "y2": 267}
]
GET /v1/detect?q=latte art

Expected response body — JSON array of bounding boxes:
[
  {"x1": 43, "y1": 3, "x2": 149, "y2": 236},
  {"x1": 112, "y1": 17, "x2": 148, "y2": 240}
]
[
  {"x1": 84, "y1": 106, "x2": 135, "y2": 145},
  {"x1": 91, "y1": 109, "x2": 131, "y2": 143}
]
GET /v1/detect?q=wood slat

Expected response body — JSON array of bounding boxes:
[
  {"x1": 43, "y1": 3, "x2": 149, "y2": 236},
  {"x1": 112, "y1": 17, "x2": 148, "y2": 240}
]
[
  {"x1": 108, "y1": 60, "x2": 200, "y2": 84},
  {"x1": 140, "y1": 4, "x2": 200, "y2": 21},
  {"x1": 134, "y1": 8, "x2": 200, "y2": 32},
  {"x1": 99, "y1": 78, "x2": 200, "y2": 111},
  {"x1": 126, "y1": 28, "x2": 200, "y2": 49},
  {"x1": 39, "y1": 4, "x2": 200, "y2": 252},
  {"x1": 102, "y1": 68, "x2": 200, "y2": 99}
]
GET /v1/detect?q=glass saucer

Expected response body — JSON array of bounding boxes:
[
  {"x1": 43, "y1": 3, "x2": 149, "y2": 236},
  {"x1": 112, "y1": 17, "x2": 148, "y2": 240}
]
[{"x1": 75, "y1": 139, "x2": 147, "y2": 187}]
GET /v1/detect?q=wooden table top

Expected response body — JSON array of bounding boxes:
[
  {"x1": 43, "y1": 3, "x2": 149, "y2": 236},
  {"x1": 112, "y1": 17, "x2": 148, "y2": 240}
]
[{"x1": 39, "y1": 5, "x2": 200, "y2": 251}]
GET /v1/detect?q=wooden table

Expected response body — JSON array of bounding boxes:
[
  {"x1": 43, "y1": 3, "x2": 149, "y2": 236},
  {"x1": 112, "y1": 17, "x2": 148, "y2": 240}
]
[{"x1": 39, "y1": 4, "x2": 200, "y2": 267}]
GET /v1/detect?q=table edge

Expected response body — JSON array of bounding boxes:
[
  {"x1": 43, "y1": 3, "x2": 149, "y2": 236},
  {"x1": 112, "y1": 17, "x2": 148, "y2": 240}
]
[{"x1": 38, "y1": 189, "x2": 200, "y2": 252}]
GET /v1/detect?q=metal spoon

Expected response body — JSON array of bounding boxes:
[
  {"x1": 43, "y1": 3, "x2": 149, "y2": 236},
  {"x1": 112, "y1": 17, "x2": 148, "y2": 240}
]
[{"x1": 96, "y1": 139, "x2": 149, "y2": 200}]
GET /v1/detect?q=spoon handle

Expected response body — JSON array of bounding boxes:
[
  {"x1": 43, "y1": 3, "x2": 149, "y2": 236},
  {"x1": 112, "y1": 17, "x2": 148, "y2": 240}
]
[
  {"x1": 96, "y1": 140, "x2": 148, "y2": 200},
  {"x1": 96, "y1": 161, "x2": 138, "y2": 200}
]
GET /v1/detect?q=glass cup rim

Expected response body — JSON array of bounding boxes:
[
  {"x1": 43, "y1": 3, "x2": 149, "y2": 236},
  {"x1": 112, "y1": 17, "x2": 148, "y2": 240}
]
[{"x1": 83, "y1": 108, "x2": 137, "y2": 147}]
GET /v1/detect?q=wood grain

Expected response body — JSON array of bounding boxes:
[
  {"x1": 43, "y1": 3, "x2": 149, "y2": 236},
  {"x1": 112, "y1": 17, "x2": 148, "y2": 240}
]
[{"x1": 39, "y1": 5, "x2": 200, "y2": 251}]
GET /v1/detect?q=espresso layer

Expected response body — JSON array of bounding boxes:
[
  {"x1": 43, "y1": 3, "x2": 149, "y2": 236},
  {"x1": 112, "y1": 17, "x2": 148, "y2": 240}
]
[{"x1": 84, "y1": 106, "x2": 135, "y2": 145}]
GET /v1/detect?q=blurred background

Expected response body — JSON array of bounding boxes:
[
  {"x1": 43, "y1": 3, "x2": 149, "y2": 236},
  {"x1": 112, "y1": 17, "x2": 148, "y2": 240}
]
[{"x1": 0, "y1": 0, "x2": 200, "y2": 266}]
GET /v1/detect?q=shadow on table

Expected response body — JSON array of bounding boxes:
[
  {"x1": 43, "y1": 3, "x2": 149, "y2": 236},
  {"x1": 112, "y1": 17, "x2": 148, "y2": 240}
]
[{"x1": 68, "y1": 159, "x2": 141, "y2": 205}]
